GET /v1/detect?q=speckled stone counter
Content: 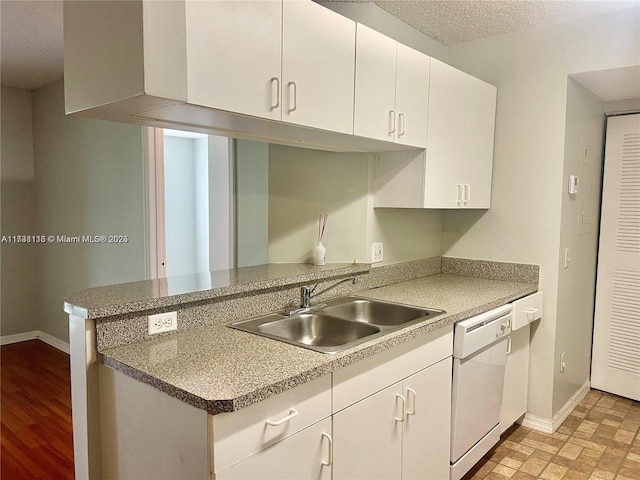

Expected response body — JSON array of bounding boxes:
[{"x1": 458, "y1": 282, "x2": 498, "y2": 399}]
[
  {"x1": 64, "y1": 262, "x2": 370, "y2": 320},
  {"x1": 100, "y1": 273, "x2": 537, "y2": 414}
]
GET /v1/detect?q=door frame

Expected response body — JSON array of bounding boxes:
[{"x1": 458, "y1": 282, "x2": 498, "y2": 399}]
[{"x1": 143, "y1": 127, "x2": 167, "y2": 280}]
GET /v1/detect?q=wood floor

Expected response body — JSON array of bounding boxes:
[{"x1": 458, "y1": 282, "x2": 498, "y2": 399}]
[{"x1": 1, "y1": 340, "x2": 74, "y2": 479}]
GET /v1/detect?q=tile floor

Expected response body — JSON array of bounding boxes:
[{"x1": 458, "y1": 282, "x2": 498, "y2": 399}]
[{"x1": 463, "y1": 390, "x2": 640, "y2": 480}]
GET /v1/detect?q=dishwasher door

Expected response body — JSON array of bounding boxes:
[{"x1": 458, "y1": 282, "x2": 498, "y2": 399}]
[
  {"x1": 450, "y1": 336, "x2": 508, "y2": 462},
  {"x1": 450, "y1": 304, "x2": 512, "y2": 479}
]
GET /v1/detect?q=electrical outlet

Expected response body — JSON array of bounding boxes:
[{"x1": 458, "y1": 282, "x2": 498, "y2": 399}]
[
  {"x1": 148, "y1": 311, "x2": 177, "y2": 335},
  {"x1": 371, "y1": 242, "x2": 384, "y2": 263},
  {"x1": 560, "y1": 352, "x2": 566, "y2": 373}
]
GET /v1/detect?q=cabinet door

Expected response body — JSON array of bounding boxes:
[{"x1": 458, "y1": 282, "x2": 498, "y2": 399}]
[
  {"x1": 500, "y1": 326, "x2": 530, "y2": 433},
  {"x1": 216, "y1": 418, "x2": 332, "y2": 480},
  {"x1": 333, "y1": 383, "x2": 403, "y2": 479},
  {"x1": 185, "y1": 1, "x2": 282, "y2": 120},
  {"x1": 402, "y1": 357, "x2": 452, "y2": 480},
  {"x1": 353, "y1": 23, "x2": 397, "y2": 143},
  {"x1": 395, "y1": 43, "x2": 430, "y2": 148},
  {"x1": 463, "y1": 76, "x2": 497, "y2": 208},
  {"x1": 282, "y1": 0, "x2": 356, "y2": 134},
  {"x1": 424, "y1": 59, "x2": 467, "y2": 208}
]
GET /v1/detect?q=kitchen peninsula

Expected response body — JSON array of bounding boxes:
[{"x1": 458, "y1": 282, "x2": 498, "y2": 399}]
[{"x1": 65, "y1": 256, "x2": 539, "y2": 479}]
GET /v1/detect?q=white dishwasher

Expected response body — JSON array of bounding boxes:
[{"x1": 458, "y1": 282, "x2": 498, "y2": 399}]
[{"x1": 450, "y1": 304, "x2": 512, "y2": 480}]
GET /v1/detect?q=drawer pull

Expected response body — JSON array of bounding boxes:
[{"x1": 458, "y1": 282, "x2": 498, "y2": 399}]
[
  {"x1": 321, "y1": 432, "x2": 333, "y2": 466},
  {"x1": 265, "y1": 408, "x2": 299, "y2": 427},
  {"x1": 524, "y1": 307, "x2": 539, "y2": 319}
]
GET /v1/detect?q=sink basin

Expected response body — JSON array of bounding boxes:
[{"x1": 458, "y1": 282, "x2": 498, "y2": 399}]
[
  {"x1": 230, "y1": 313, "x2": 381, "y2": 354},
  {"x1": 228, "y1": 297, "x2": 445, "y2": 354},
  {"x1": 321, "y1": 297, "x2": 444, "y2": 326}
]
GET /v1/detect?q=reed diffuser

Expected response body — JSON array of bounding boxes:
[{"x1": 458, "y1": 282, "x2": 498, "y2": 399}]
[{"x1": 314, "y1": 214, "x2": 328, "y2": 266}]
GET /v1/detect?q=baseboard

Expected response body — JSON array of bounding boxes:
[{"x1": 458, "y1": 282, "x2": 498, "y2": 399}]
[
  {"x1": 521, "y1": 379, "x2": 591, "y2": 434},
  {"x1": 37, "y1": 331, "x2": 71, "y2": 354},
  {"x1": 550, "y1": 379, "x2": 591, "y2": 431},
  {"x1": 1, "y1": 330, "x2": 70, "y2": 354},
  {"x1": 520, "y1": 413, "x2": 553, "y2": 433},
  {"x1": 0, "y1": 330, "x2": 39, "y2": 345}
]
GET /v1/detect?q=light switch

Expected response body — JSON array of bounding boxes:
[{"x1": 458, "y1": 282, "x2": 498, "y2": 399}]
[{"x1": 568, "y1": 175, "x2": 579, "y2": 195}]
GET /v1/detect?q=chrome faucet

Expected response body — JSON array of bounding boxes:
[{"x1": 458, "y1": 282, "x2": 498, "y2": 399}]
[{"x1": 301, "y1": 277, "x2": 359, "y2": 308}]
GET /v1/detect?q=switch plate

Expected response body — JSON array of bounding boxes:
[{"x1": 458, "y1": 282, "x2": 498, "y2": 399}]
[
  {"x1": 371, "y1": 242, "x2": 383, "y2": 263},
  {"x1": 564, "y1": 248, "x2": 570, "y2": 269},
  {"x1": 148, "y1": 311, "x2": 177, "y2": 335},
  {"x1": 560, "y1": 352, "x2": 566, "y2": 373}
]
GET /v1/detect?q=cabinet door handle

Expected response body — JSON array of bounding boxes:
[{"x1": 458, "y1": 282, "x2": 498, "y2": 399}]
[
  {"x1": 265, "y1": 408, "x2": 298, "y2": 426},
  {"x1": 398, "y1": 112, "x2": 406, "y2": 136},
  {"x1": 395, "y1": 393, "x2": 406, "y2": 422},
  {"x1": 288, "y1": 81, "x2": 297, "y2": 113},
  {"x1": 321, "y1": 432, "x2": 333, "y2": 466},
  {"x1": 406, "y1": 387, "x2": 417, "y2": 416},
  {"x1": 506, "y1": 335, "x2": 512, "y2": 355},
  {"x1": 457, "y1": 184, "x2": 464, "y2": 205},
  {"x1": 270, "y1": 77, "x2": 280, "y2": 110},
  {"x1": 464, "y1": 183, "x2": 471, "y2": 204},
  {"x1": 388, "y1": 110, "x2": 396, "y2": 135}
]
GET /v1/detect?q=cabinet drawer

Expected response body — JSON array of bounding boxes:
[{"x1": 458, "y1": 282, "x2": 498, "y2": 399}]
[
  {"x1": 332, "y1": 325, "x2": 453, "y2": 413},
  {"x1": 211, "y1": 375, "x2": 331, "y2": 473},
  {"x1": 216, "y1": 418, "x2": 332, "y2": 480},
  {"x1": 512, "y1": 291, "x2": 543, "y2": 330}
]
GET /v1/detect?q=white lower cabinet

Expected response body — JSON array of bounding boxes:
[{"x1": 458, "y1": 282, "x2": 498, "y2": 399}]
[
  {"x1": 500, "y1": 325, "x2": 531, "y2": 433},
  {"x1": 333, "y1": 358, "x2": 451, "y2": 480},
  {"x1": 216, "y1": 418, "x2": 332, "y2": 480},
  {"x1": 333, "y1": 357, "x2": 453, "y2": 480},
  {"x1": 333, "y1": 383, "x2": 403, "y2": 479},
  {"x1": 402, "y1": 358, "x2": 452, "y2": 480},
  {"x1": 500, "y1": 292, "x2": 543, "y2": 433}
]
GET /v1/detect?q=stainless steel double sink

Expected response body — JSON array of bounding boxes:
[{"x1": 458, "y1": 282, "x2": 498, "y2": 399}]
[{"x1": 229, "y1": 297, "x2": 445, "y2": 354}]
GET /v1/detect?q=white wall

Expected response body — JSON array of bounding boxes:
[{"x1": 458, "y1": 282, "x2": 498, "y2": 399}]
[
  {"x1": 553, "y1": 79, "x2": 604, "y2": 414},
  {"x1": 235, "y1": 139, "x2": 269, "y2": 267},
  {"x1": 208, "y1": 135, "x2": 232, "y2": 271},
  {"x1": 444, "y1": 6, "x2": 640, "y2": 420},
  {"x1": 32, "y1": 80, "x2": 147, "y2": 342},
  {"x1": 1, "y1": 87, "x2": 38, "y2": 336},
  {"x1": 164, "y1": 136, "x2": 198, "y2": 277},
  {"x1": 194, "y1": 138, "x2": 209, "y2": 271},
  {"x1": 268, "y1": 146, "x2": 370, "y2": 264},
  {"x1": 268, "y1": 145, "x2": 442, "y2": 265}
]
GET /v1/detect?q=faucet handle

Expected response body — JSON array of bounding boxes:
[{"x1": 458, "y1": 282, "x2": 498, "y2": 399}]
[{"x1": 300, "y1": 286, "x2": 312, "y2": 308}]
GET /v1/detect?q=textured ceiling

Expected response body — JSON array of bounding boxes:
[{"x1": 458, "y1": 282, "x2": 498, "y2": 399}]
[
  {"x1": 1, "y1": 0, "x2": 63, "y2": 91},
  {"x1": 572, "y1": 66, "x2": 640, "y2": 102},
  {"x1": 339, "y1": 0, "x2": 640, "y2": 45},
  {"x1": 1, "y1": 0, "x2": 639, "y2": 91}
]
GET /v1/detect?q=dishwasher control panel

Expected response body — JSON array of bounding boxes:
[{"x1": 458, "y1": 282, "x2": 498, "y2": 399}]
[{"x1": 453, "y1": 305, "x2": 513, "y2": 359}]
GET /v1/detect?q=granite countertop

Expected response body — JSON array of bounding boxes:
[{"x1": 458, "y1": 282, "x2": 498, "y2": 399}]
[
  {"x1": 64, "y1": 263, "x2": 369, "y2": 320},
  {"x1": 101, "y1": 273, "x2": 537, "y2": 414}
]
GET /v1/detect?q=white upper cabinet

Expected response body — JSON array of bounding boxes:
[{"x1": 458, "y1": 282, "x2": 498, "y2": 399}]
[
  {"x1": 186, "y1": 0, "x2": 356, "y2": 133},
  {"x1": 185, "y1": 1, "x2": 283, "y2": 121},
  {"x1": 354, "y1": 24, "x2": 430, "y2": 148},
  {"x1": 282, "y1": 1, "x2": 355, "y2": 134},
  {"x1": 374, "y1": 59, "x2": 497, "y2": 209},
  {"x1": 424, "y1": 59, "x2": 497, "y2": 208}
]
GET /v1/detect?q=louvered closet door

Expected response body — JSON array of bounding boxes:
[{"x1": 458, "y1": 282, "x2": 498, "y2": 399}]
[{"x1": 591, "y1": 113, "x2": 640, "y2": 401}]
